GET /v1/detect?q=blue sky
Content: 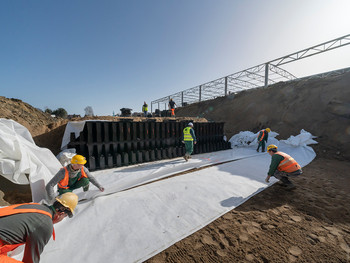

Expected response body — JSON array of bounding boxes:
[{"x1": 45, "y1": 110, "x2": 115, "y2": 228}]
[{"x1": 1, "y1": 0, "x2": 349, "y2": 116}]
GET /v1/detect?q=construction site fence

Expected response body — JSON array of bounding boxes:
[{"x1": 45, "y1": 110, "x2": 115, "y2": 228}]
[{"x1": 67, "y1": 120, "x2": 231, "y2": 171}]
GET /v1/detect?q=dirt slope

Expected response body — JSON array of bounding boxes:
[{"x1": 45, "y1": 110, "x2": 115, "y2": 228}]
[
  {"x1": 0, "y1": 96, "x2": 64, "y2": 137},
  {"x1": 175, "y1": 71, "x2": 350, "y2": 160}
]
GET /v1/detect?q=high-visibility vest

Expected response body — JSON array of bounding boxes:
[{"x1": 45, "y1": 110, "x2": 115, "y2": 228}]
[
  {"x1": 142, "y1": 105, "x2": 148, "y2": 112},
  {"x1": 258, "y1": 130, "x2": 265, "y2": 141},
  {"x1": 276, "y1": 151, "x2": 301, "y2": 173},
  {"x1": 183, "y1": 127, "x2": 193, "y2": 141},
  {"x1": 58, "y1": 167, "x2": 88, "y2": 189},
  {"x1": 0, "y1": 203, "x2": 54, "y2": 254}
]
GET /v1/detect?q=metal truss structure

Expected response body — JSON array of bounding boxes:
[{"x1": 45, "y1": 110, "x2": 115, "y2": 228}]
[{"x1": 151, "y1": 34, "x2": 350, "y2": 112}]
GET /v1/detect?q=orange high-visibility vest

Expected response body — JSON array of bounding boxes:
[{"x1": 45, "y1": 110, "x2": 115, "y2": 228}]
[
  {"x1": 258, "y1": 130, "x2": 265, "y2": 142},
  {"x1": 58, "y1": 167, "x2": 88, "y2": 189},
  {"x1": 276, "y1": 151, "x2": 301, "y2": 173},
  {"x1": 0, "y1": 203, "x2": 54, "y2": 255}
]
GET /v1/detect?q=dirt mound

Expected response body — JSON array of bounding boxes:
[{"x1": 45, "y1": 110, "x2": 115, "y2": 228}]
[
  {"x1": 0, "y1": 96, "x2": 65, "y2": 137},
  {"x1": 176, "y1": 71, "x2": 350, "y2": 160}
]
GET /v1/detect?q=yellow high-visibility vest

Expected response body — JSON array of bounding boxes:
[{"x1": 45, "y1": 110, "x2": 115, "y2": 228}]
[{"x1": 183, "y1": 127, "x2": 193, "y2": 141}]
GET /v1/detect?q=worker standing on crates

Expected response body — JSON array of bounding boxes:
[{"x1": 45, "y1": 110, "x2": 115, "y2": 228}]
[
  {"x1": 142, "y1": 101, "x2": 148, "y2": 117},
  {"x1": 0, "y1": 192, "x2": 78, "y2": 263},
  {"x1": 46, "y1": 155, "x2": 105, "y2": 202},
  {"x1": 168, "y1": 98, "x2": 177, "y2": 117},
  {"x1": 182, "y1": 122, "x2": 197, "y2": 161}
]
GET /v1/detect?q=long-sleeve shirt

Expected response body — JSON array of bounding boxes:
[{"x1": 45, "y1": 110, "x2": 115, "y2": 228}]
[
  {"x1": 258, "y1": 130, "x2": 269, "y2": 142},
  {"x1": 182, "y1": 128, "x2": 197, "y2": 142},
  {"x1": 267, "y1": 153, "x2": 285, "y2": 176},
  {"x1": 0, "y1": 204, "x2": 54, "y2": 263},
  {"x1": 46, "y1": 165, "x2": 102, "y2": 201}
]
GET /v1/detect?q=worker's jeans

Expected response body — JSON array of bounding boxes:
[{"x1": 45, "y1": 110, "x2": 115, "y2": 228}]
[{"x1": 273, "y1": 169, "x2": 302, "y2": 185}]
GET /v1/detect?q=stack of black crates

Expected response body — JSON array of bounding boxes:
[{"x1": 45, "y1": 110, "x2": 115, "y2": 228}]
[{"x1": 67, "y1": 120, "x2": 231, "y2": 171}]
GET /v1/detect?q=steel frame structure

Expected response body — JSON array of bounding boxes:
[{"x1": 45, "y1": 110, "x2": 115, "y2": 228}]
[{"x1": 151, "y1": 34, "x2": 350, "y2": 112}]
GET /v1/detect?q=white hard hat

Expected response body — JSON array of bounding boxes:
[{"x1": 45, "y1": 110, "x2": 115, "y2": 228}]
[{"x1": 188, "y1": 122, "x2": 193, "y2": 126}]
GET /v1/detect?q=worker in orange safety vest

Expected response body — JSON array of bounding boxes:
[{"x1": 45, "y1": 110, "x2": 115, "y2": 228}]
[
  {"x1": 0, "y1": 192, "x2": 78, "y2": 263},
  {"x1": 46, "y1": 154, "x2": 104, "y2": 202},
  {"x1": 265, "y1": 144, "x2": 302, "y2": 189},
  {"x1": 256, "y1": 128, "x2": 270, "y2": 152}
]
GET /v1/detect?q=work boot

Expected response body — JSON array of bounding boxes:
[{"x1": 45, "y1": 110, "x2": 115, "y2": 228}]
[
  {"x1": 83, "y1": 184, "x2": 90, "y2": 192},
  {"x1": 183, "y1": 155, "x2": 188, "y2": 162}
]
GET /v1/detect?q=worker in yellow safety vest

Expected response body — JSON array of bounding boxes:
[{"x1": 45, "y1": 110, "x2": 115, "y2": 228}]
[
  {"x1": 265, "y1": 144, "x2": 302, "y2": 189},
  {"x1": 182, "y1": 122, "x2": 197, "y2": 161},
  {"x1": 142, "y1": 102, "x2": 148, "y2": 117},
  {"x1": 0, "y1": 192, "x2": 78, "y2": 263}
]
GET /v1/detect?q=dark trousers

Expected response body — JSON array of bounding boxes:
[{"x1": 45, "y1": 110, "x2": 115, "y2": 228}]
[
  {"x1": 257, "y1": 140, "x2": 266, "y2": 152},
  {"x1": 273, "y1": 169, "x2": 302, "y2": 185},
  {"x1": 184, "y1": 141, "x2": 194, "y2": 156},
  {"x1": 58, "y1": 177, "x2": 90, "y2": 195}
]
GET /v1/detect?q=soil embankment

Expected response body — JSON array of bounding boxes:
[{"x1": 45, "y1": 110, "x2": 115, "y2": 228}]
[{"x1": 175, "y1": 71, "x2": 350, "y2": 160}]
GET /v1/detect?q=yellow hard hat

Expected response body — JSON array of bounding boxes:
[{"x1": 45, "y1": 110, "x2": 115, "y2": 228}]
[
  {"x1": 266, "y1": 128, "x2": 271, "y2": 132},
  {"x1": 267, "y1": 144, "x2": 277, "y2": 151},
  {"x1": 71, "y1": 154, "x2": 87, "y2": 165},
  {"x1": 55, "y1": 192, "x2": 78, "y2": 218}
]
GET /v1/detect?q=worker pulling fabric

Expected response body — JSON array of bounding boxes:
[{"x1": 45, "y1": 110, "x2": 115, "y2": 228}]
[
  {"x1": 0, "y1": 192, "x2": 78, "y2": 263},
  {"x1": 46, "y1": 154, "x2": 104, "y2": 202},
  {"x1": 265, "y1": 144, "x2": 302, "y2": 189}
]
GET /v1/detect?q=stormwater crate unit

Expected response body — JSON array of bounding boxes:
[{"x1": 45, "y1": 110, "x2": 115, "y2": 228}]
[{"x1": 67, "y1": 120, "x2": 231, "y2": 171}]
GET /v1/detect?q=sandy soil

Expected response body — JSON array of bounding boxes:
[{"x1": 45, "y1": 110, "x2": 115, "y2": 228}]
[{"x1": 146, "y1": 158, "x2": 350, "y2": 263}]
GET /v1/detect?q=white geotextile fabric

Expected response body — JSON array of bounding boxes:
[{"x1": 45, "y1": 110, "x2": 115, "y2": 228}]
[
  {"x1": 3, "y1": 123, "x2": 316, "y2": 262},
  {"x1": 39, "y1": 142, "x2": 314, "y2": 263},
  {"x1": 0, "y1": 119, "x2": 62, "y2": 202},
  {"x1": 60, "y1": 120, "x2": 112, "y2": 150},
  {"x1": 60, "y1": 121, "x2": 86, "y2": 150},
  {"x1": 10, "y1": 129, "x2": 316, "y2": 263}
]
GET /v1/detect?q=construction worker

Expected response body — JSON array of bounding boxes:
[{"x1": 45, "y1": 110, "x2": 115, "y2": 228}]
[
  {"x1": 46, "y1": 154, "x2": 104, "y2": 202},
  {"x1": 168, "y1": 99, "x2": 176, "y2": 117},
  {"x1": 256, "y1": 128, "x2": 271, "y2": 152},
  {"x1": 182, "y1": 122, "x2": 197, "y2": 161},
  {"x1": 265, "y1": 144, "x2": 302, "y2": 189},
  {"x1": 142, "y1": 102, "x2": 148, "y2": 117},
  {"x1": 0, "y1": 192, "x2": 78, "y2": 263}
]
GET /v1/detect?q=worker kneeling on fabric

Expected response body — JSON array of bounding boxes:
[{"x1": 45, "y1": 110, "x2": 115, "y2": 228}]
[
  {"x1": 0, "y1": 192, "x2": 78, "y2": 263},
  {"x1": 265, "y1": 144, "x2": 302, "y2": 190},
  {"x1": 46, "y1": 154, "x2": 104, "y2": 202}
]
